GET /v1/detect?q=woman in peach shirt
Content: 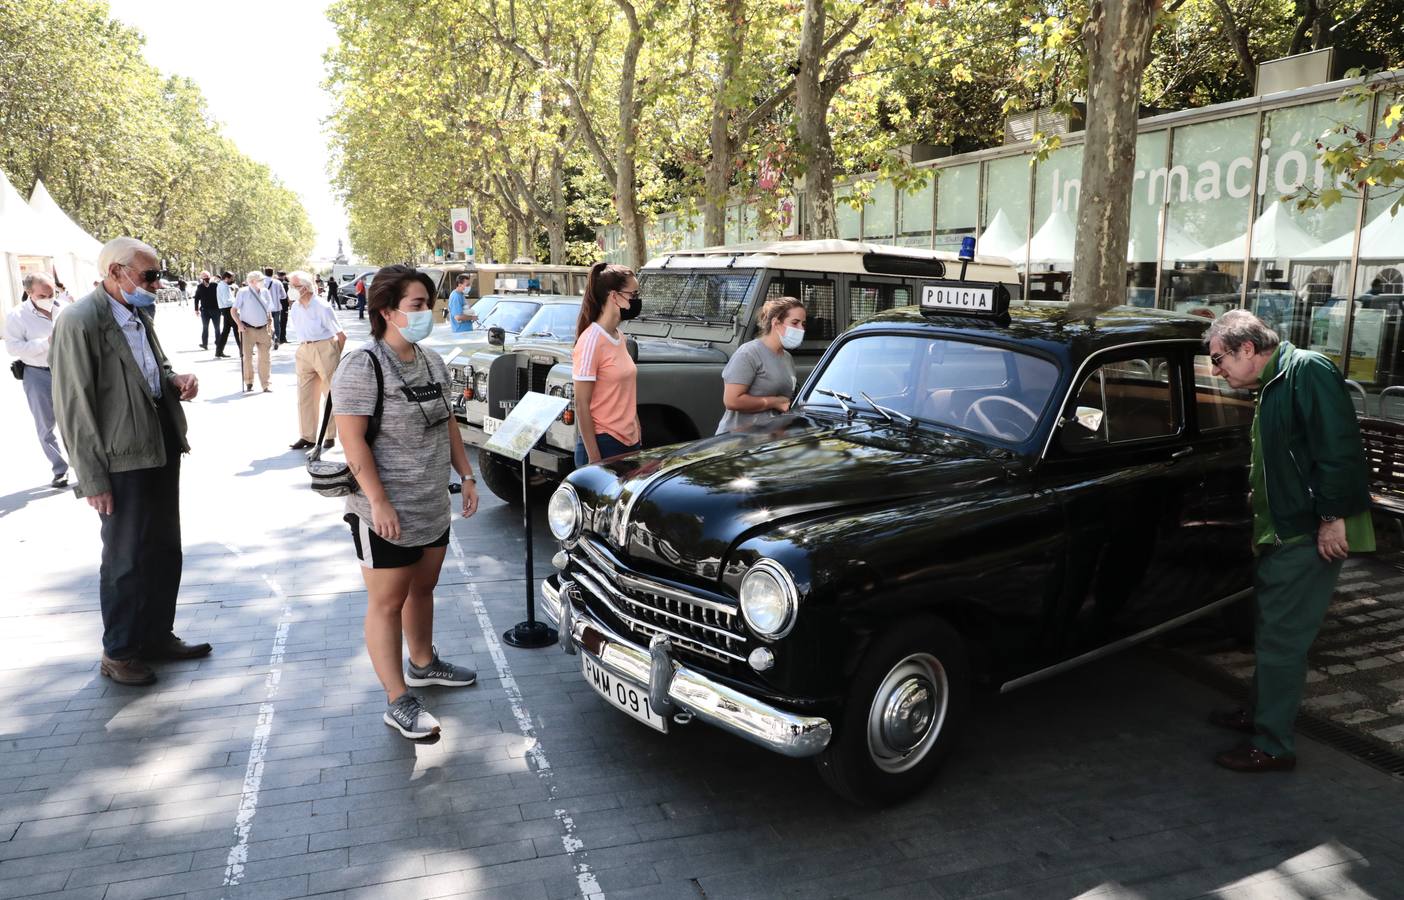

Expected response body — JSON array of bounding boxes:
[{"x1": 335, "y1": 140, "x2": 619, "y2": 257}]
[{"x1": 572, "y1": 263, "x2": 642, "y2": 465}]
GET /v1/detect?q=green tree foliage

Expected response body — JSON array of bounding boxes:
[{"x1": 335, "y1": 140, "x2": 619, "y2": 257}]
[{"x1": 0, "y1": 0, "x2": 314, "y2": 275}]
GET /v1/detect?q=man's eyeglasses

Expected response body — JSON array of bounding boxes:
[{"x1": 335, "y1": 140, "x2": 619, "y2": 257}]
[
  {"x1": 1209, "y1": 351, "x2": 1231, "y2": 367},
  {"x1": 126, "y1": 265, "x2": 161, "y2": 284}
]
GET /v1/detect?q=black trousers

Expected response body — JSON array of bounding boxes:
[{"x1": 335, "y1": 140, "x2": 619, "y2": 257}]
[
  {"x1": 275, "y1": 309, "x2": 289, "y2": 343},
  {"x1": 216, "y1": 308, "x2": 241, "y2": 355},
  {"x1": 200, "y1": 309, "x2": 218, "y2": 347},
  {"x1": 99, "y1": 404, "x2": 183, "y2": 659}
]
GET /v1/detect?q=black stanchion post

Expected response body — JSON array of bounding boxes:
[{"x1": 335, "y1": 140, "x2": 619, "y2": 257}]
[{"x1": 502, "y1": 443, "x2": 557, "y2": 648}]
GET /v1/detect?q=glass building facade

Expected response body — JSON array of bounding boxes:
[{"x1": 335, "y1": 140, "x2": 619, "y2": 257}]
[{"x1": 601, "y1": 73, "x2": 1404, "y2": 414}]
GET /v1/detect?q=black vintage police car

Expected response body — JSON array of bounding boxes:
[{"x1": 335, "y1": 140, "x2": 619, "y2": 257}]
[{"x1": 539, "y1": 282, "x2": 1258, "y2": 805}]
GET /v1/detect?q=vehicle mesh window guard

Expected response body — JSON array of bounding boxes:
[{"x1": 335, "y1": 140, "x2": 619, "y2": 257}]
[
  {"x1": 768, "y1": 278, "x2": 837, "y2": 340},
  {"x1": 849, "y1": 284, "x2": 913, "y2": 323},
  {"x1": 640, "y1": 271, "x2": 757, "y2": 321}
]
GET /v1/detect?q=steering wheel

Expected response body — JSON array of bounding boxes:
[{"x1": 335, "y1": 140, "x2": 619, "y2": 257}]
[{"x1": 963, "y1": 395, "x2": 1039, "y2": 440}]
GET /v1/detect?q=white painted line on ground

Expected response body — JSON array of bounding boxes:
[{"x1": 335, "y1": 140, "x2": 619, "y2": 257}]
[
  {"x1": 218, "y1": 544, "x2": 294, "y2": 892},
  {"x1": 448, "y1": 531, "x2": 604, "y2": 900}
]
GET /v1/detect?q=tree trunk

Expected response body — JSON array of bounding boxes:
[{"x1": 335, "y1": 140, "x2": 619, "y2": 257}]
[
  {"x1": 616, "y1": 2, "x2": 649, "y2": 269},
  {"x1": 1068, "y1": 0, "x2": 1160, "y2": 317},
  {"x1": 548, "y1": 155, "x2": 566, "y2": 263},
  {"x1": 703, "y1": 0, "x2": 747, "y2": 247},
  {"x1": 795, "y1": 0, "x2": 837, "y2": 239},
  {"x1": 1210, "y1": 0, "x2": 1255, "y2": 84}
]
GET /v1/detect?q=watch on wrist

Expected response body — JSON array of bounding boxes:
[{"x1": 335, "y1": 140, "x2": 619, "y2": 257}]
[
  {"x1": 1320, "y1": 515, "x2": 1339, "y2": 523},
  {"x1": 463, "y1": 474, "x2": 477, "y2": 484}
]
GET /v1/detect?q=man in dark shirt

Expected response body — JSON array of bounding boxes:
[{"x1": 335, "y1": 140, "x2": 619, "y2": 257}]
[{"x1": 194, "y1": 271, "x2": 220, "y2": 350}]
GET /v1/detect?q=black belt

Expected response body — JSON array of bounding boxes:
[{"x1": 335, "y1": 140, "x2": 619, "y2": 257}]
[{"x1": 27, "y1": 365, "x2": 50, "y2": 371}]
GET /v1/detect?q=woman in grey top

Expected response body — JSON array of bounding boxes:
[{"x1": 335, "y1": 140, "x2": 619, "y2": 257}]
[
  {"x1": 716, "y1": 296, "x2": 807, "y2": 434},
  {"x1": 331, "y1": 264, "x2": 481, "y2": 740}
]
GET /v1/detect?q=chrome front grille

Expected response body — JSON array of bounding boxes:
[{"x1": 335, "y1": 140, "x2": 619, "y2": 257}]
[{"x1": 569, "y1": 538, "x2": 746, "y2": 664}]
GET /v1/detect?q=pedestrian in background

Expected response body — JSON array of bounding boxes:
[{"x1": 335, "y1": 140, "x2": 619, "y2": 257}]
[
  {"x1": 232, "y1": 270, "x2": 274, "y2": 393},
  {"x1": 572, "y1": 262, "x2": 642, "y2": 465},
  {"x1": 215, "y1": 270, "x2": 239, "y2": 358},
  {"x1": 194, "y1": 271, "x2": 219, "y2": 351},
  {"x1": 354, "y1": 276, "x2": 367, "y2": 320},
  {"x1": 288, "y1": 270, "x2": 346, "y2": 451},
  {"x1": 332, "y1": 264, "x2": 480, "y2": 739},
  {"x1": 50, "y1": 237, "x2": 209, "y2": 687},
  {"x1": 263, "y1": 266, "x2": 287, "y2": 349},
  {"x1": 1205, "y1": 310, "x2": 1374, "y2": 772},
  {"x1": 716, "y1": 296, "x2": 806, "y2": 434},
  {"x1": 4, "y1": 272, "x2": 70, "y2": 488},
  {"x1": 327, "y1": 277, "x2": 340, "y2": 309},
  {"x1": 447, "y1": 273, "x2": 476, "y2": 332}
]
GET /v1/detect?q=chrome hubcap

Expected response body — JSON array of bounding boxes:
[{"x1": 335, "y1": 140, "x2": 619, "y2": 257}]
[{"x1": 866, "y1": 653, "x2": 948, "y2": 774}]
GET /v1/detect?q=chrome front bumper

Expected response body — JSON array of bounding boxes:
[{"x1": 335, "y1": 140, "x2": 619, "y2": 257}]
[{"x1": 541, "y1": 577, "x2": 832, "y2": 758}]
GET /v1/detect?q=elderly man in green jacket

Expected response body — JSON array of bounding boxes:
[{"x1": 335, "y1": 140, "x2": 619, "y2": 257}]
[
  {"x1": 1206, "y1": 309, "x2": 1374, "y2": 772},
  {"x1": 50, "y1": 237, "x2": 212, "y2": 687}
]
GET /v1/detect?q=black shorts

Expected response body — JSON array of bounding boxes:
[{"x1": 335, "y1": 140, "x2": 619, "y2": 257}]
[{"x1": 345, "y1": 513, "x2": 449, "y2": 569}]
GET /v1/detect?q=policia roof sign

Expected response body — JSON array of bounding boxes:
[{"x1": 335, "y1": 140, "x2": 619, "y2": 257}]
[{"x1": 919, "y1": 280, "x2": 1011, "y2": 316}]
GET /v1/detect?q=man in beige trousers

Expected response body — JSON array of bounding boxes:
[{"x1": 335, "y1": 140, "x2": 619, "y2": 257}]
[
  {"x1": 231, "y1": 270, "x2": 274, "y2": 393},
  {"x1": 285, "y1": 270, "x2": 346, "y2": 450}
]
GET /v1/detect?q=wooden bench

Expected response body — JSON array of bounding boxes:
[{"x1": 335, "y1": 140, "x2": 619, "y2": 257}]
[{"x1": 1358, "y1": 416, "x2": 1404, "y2": 518}]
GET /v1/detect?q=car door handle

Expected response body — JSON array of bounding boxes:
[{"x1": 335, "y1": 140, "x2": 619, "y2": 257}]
[{"x1": 1170, "y1": 447, "x2": 1194, "y2": 460}]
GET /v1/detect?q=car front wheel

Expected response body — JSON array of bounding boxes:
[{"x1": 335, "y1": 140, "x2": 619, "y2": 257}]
[{"x1": 815, "y1": 617, "x2": 969, "y2": 806}]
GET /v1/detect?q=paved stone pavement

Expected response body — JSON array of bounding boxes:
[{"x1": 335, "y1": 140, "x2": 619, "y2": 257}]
[{"x1": 2, "y1": 300, "x2": 1404, "y2": 900}]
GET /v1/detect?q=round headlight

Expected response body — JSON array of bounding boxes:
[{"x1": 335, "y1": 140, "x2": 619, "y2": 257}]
[
  {"x1": 740, "y1": 560, "x2": 798, "y2": 640},
  {"x1": 547, "y1": 483, "x2": 581, "y2": 543}
]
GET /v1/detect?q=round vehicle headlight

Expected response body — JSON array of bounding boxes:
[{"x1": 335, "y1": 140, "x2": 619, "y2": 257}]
[
  {"x1": 547, "y1": 483, "x2": 581, "y2": 543},
  {"x1": 740, "y1": 560, "x2": 798, "y2": 640}
]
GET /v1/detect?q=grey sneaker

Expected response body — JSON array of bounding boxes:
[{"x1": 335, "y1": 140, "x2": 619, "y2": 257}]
[
  {"x1": 384, "y1": 692, "x2": 440, "y2": 739},
  {"x1": 406, "y1": 646, "x2": 477, "y2": 687}
]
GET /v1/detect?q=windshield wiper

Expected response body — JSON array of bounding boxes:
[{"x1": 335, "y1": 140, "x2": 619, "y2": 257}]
[
  {"x1": 521, "y1": 330, "x2": 560, "y2": 339},
  {"x1": 859, "y1": 392, "x2": 913, "y2": 427},
  {"x1": 815, "y1": 388, "x2": 855, "y2": 419}
]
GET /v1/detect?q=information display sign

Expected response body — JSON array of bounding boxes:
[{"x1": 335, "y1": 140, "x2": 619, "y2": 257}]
[{"x1": 483, "y1": 391, "x2": 569, "y2": 461}]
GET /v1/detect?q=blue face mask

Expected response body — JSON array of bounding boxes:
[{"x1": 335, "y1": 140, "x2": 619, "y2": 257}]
[
  {"x1": 780, "y1": 324, "x2": 805, "y2": 350},
  {"x1": 395, "y1": 309, "x2": 434, "y2": 343},
  {"x1": 119, "y1": 269, "x2": 157, "y2": 308}
]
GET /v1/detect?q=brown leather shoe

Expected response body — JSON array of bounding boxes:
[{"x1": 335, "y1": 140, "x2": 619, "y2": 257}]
[
  {"x1": 142, "y1": 635, "x2": 213, "y2": 661},
  {"x1": 1214, "y1": 743, "x2": 1296, "y2": 772},
  {"x1": 101, "y1": 655, "x2": 156, "y2": 686},
  {"x1": 1208, "y1": 707, "x2": 1255, "y2": 735}
]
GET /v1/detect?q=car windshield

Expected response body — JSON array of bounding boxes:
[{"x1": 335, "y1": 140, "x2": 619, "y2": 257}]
[
  {"x1": 519, "y1": 303, "x2": 580, "y2": 340},
  {"x1": 637, "y1": 271, "x2": 757, "y2": 322},
  {"x1": 481, "y1": 300, "x2": 542, "y2": 333},
  {"x1": 802, "y1": 334, "x2": 1060, "y2": 443}
]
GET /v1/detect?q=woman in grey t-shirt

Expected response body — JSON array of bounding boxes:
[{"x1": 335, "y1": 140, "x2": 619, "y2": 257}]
[
  {"x1": 716, "y1": 296, "x2": 807, "y2": 434},
  {"x1": 331, "y1": 265, "x2": 481, "y2": 741}
]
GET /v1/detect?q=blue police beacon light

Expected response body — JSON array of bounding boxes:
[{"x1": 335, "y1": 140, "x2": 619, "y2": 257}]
[{"x1": 958, "y1": 235, "x2": 976, "y2": 280}]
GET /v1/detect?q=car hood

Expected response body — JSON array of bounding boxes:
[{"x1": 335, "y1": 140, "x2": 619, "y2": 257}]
[{"x1": 572, "y1": 418, "x2": 1015, "y2": 580}]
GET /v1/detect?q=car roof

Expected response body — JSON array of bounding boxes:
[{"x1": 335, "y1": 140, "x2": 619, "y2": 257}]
[
  {"x1": 850, "y1": 303, "x2": 1211, "y2": 359},
  {"x1": 480, "y1": 294, "x2": 578, "y2": 304},
  {"x1": 644, "y1": 239, "x2": 1019, "y2": 283}
]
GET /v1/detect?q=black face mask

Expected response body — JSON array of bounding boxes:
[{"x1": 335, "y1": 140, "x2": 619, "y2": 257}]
[{"x1": 619, "y1": 295, "x2": 642, "y2": 321}]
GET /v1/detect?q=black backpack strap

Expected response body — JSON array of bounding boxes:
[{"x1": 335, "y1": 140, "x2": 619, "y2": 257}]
[{"x1": 364, "y1": 348, "x2": 384, "y2": 445}]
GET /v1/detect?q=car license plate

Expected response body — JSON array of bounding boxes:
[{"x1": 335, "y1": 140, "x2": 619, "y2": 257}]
[
  {"x1": 581, "y1": 653, "x2": 668, "y2": 733},
  {"x1": 483, "y1": 415, "x2": 501, "y2": 435}
]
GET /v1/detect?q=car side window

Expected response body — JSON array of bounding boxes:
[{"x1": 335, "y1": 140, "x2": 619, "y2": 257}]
[
  {"x1": 1061, "y1": 355, "x2": 1180, "y2": 450},
  {"x1": 849, "y1": 283, "x2": 913, "y2": 324},
  {"x1": 766, "y1": 277, "x2": 837, "y2": 342},
  {"x1": 1192, "y1": 355, "x2": 1256, "y2": 431}
]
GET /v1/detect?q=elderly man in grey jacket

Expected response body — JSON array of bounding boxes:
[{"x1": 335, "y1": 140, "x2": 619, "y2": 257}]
[{"x1": 50, "y1": 237, "x2": 212, "y2": 686}]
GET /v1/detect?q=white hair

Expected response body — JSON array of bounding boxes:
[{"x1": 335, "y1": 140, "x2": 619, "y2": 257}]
[
  {"x1": 287, "y1": 270, "x2": 315, "y2": 293},
  {"x1": 97, "y1": 237, "x2": 157, "y2": 276},
  {"x1": 245, "y1": 270, "x2": 264, "y2": 285},
  {"x1": 22, "y1": 272, "x2": 55, "y2": 292}
]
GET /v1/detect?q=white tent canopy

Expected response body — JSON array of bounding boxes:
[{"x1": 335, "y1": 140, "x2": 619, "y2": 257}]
[
  {"x1": 1190, "y1": 202, "x2": 1320, "y2": 262},
  {"x1": 1023, "y1": 208, "x2": 1077, "y2": 266},
  {"x1": 0, "y1": 169, "x2": 63, "y2": 314},
  {"x1": 1295, "y1": 205, "x2": 1404, "y2": 261},
  {"x1": 975, "y1": 209, "x2": 1024, "y2": 259},
  {"x1": 28, "y1": 179, "x2": 102, "y2": 291}
]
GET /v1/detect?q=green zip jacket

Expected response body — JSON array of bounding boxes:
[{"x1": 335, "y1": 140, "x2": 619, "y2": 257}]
[
  {"x1": 50, "y1": 287, "x2": 190, "y2": 499},
  {"x1": 1252, "y1": 340, "x2": 1372, "y2": 545}
]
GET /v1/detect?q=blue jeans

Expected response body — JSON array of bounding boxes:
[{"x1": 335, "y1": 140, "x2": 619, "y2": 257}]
[
  {"x1": 21, "y1": 366, "x2": 67, "y2": 478},
  {"x1": 574, "y1": 433, "x2": 642, "y2": 467}
]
